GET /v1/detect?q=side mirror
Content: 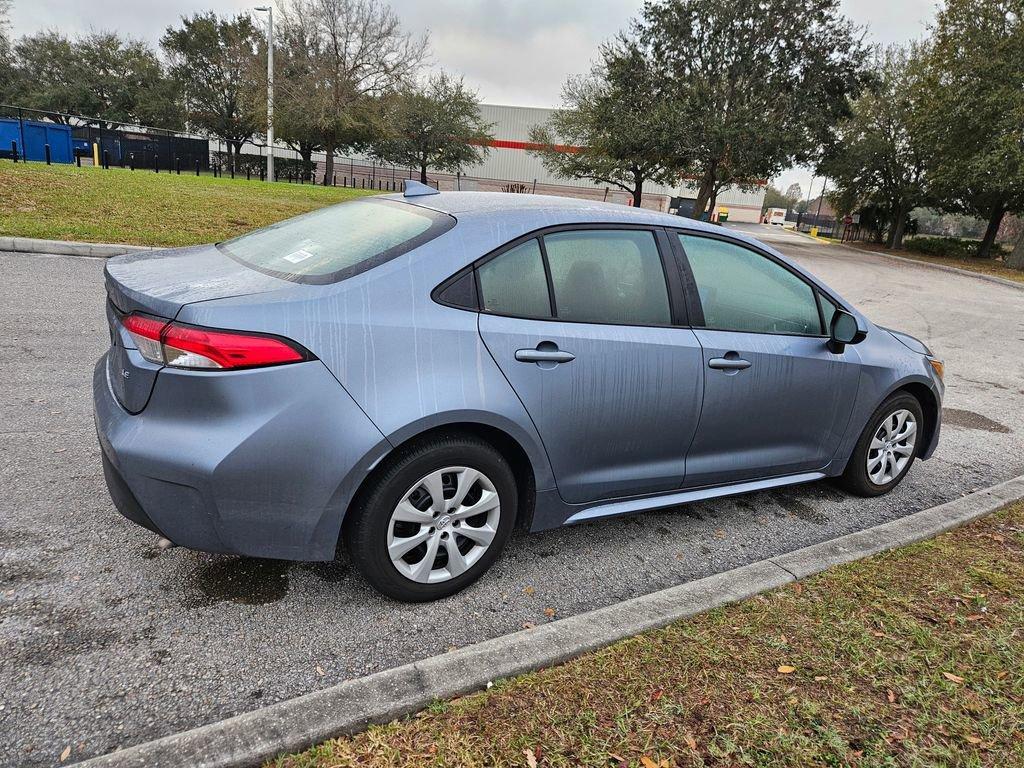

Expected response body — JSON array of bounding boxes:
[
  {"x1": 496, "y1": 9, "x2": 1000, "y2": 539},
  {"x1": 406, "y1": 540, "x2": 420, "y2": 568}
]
[{"x1": 829, "y1": 309, "x2": 865, "y2": 352}]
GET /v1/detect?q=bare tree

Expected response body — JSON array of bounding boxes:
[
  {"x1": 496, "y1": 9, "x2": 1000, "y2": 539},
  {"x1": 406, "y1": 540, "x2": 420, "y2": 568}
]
[{"x1": 276, "y1": 0, "x2": 428, "y2": 185}]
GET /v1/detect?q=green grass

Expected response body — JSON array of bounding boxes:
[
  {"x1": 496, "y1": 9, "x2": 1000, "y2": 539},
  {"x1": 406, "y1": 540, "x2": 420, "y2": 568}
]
[
  {"x1": 0, "y1": 161, "x2": 377, "y2": 247},
  {"x1": 842, "y1": 239, "x2": 1024, "y2": 284},
  {"x1": 273, "y1": 503, "x2": 1024, "y2": 768}
]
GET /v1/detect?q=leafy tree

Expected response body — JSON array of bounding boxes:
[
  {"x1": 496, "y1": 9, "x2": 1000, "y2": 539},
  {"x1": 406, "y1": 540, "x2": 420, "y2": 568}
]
[
  {"x1": 5, "y1": 31, "x2": 175, "y2": 127},
  {"x1": 819, "y1": 46, "x2": 929, "y2": 249},
  {"x1": 785, "y1": 183, "x2": 802, "y2": 203},
  {"x1": 529, "y1": 40, "x2": 681, "y2": 207},
  {"x1": 638, "y1": 0, "x2": 871, "y2": 218},
  {"x1": 916, "y1": 0, "x2": 1024, "y2": 259},
  {"x1": 276, "y1": 0, "x2": 427, "y2": 185},
  {"x1": 0, "y1": 0, "x2": 13, "y2": 99},
  {"x1": 370, "y1": 72, "x2": 493, "y2": 183},
  {"x1": 162, "y1": 13, "x2": 262, "y2": 169},
  {"x1": 762, "y1": 185, "x2": 793, "y2": 213}
]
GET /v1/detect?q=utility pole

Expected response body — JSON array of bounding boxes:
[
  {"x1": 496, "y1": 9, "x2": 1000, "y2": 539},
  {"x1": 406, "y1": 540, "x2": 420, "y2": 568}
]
[{"x1": 255, "y1": 6, "x2": 274, "y2": 182}]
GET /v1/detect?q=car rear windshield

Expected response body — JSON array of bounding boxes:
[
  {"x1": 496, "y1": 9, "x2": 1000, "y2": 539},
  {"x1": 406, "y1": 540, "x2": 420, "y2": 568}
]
[{"x1": 216, "y1": 198, "x2": 455, "y2": 284}]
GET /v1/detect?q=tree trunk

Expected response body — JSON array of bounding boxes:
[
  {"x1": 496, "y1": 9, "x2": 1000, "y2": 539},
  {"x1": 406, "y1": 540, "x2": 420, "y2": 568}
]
[
  {"x1": 890, "y1": 199, "x2": 910, "y2": 250},
  {"x1": 977, "y1": 202, "x2": 1006, "y2": 259},
  {"x1": 707, "y1": 186, "x2": 720, "y2": 221},
  {"x1": 1006, "y1": 228, "x2": 1024, "y2": 271},
  {"x1": 298, "y1": 146, "x2": 313, "y2": 182},
  {"x1": 419, "y1": 162, "x2": 428, "y2": 184},
  {"x1": 632, "y1": 169, "x2": 644, "y2": 208},
  {"x1": 692, "y1": 177, "x2": 714, "y2": 219},
  {"x1": 322, "y1": 145, "x2": 335, "y2": 186}
]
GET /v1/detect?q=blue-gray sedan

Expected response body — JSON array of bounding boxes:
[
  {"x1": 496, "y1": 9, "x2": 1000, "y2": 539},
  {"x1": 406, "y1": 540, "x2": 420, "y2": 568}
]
[{"x1": 94, "y1": 185, "x2": 944, "y2": 601}]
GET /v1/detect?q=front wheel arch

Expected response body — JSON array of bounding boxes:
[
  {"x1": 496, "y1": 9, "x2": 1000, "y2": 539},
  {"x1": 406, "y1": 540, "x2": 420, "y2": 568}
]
[{"x1": 891, "y1": 382, "x2": 939, "y2": 458}]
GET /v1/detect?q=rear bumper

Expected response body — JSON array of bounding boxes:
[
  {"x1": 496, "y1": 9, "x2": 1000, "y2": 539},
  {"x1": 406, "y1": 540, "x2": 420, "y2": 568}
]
[{"x1": 93, "y1": 353, "x2": 390, "y2": 561}]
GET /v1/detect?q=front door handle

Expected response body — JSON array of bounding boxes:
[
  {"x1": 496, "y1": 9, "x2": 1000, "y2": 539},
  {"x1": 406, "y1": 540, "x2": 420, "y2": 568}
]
[
  {"x1": 515, "y1": 342, "x2": 575, "y2": 364},
  {"x1": 708, "y1": 356, "x2": 751, "y2": 371}
]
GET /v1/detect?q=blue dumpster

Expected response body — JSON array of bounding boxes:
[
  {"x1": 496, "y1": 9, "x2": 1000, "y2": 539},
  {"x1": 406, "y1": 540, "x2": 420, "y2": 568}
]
[{"x1": 0, "y1": 119, "x2": 74, "y2": 163}]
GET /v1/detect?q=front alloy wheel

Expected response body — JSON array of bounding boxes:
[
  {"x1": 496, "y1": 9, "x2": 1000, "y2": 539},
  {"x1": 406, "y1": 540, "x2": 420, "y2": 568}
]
[
  {"x1": 866, "y1": 409, "x2": 917, "y2": 486},
  {"x1": 838, "y1": 392, "x2": 924, "y2": 497}
]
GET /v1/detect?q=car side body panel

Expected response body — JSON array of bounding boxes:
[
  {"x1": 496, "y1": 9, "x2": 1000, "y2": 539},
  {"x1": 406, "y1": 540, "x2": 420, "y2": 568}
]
[{"x1": 96, "y1": 193, "x2": 944, "y2": 560}]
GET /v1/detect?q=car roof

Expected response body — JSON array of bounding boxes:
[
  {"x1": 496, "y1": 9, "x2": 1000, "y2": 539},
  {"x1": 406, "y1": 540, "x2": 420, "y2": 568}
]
[{"x1": 381, "y1": 190, "x2": 724, "y2": 234}]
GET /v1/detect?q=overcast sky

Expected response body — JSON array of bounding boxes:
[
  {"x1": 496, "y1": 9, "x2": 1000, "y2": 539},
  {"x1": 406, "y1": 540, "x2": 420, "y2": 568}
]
[{"x1": 8, "y1": 0, "x2": 938, "y2": 194}]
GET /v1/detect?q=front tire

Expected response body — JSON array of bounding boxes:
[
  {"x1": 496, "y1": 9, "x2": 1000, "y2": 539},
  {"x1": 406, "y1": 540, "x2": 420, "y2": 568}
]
[
  {"x1": 837, "y1": 393, "x2": 923, "y2": 497},
  {"x1": 344, "y1": 434, "x2": 517, "y2": 602}
]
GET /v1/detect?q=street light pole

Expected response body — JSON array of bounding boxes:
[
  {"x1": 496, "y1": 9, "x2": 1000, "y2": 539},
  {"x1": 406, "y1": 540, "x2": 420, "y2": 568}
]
[{"x1": 255, "y1": 6, "x2": 274, "y2": 182}]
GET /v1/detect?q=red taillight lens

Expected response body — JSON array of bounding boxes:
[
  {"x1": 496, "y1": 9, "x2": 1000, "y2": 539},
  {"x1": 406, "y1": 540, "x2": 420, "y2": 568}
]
[
  {"x1": 162, "y1": 323, "x2": 305, "y2": 369},
  {"x1": 120, "y1": 313, "x2": 307, "y2": 370}
]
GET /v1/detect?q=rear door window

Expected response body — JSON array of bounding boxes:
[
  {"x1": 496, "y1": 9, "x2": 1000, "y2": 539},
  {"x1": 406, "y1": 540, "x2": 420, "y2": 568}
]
[
  {"x1": 542, "y1": 229, "x2": 671, "y2": 325},
  {"x1": 477, "y1": 238, "x2": 553, "y2": 318},
  {"x1": 217, "y1": 198, "x2": 454, "y2": 284}
]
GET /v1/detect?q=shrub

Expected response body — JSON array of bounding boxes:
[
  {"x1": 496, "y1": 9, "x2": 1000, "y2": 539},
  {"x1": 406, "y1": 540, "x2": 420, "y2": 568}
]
[{"x1": 903, "y1": 236, "x2": 985, "y2": 258}]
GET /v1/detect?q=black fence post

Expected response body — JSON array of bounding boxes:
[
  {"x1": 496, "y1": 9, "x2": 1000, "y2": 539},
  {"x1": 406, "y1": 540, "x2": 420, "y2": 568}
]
[
  {"x1": 332, "y1": 173, "x2": 336, "y2": 187},
  {"x1": 195, "y1": 159, "x2": 200, "y2": 176},
  {"x1": 10, "y1": 141, "x2": 17, "y2": 162},
  {"x1": 129, "y1": 153, "x2": 135, "y2": 171},
  {"x1": 175, "y1": 157, "x2": 181, "y2": 175},
  {"x1": 230, "y1": 164, "x2": 234, "y2": 180},
  {"x1": 259, "y1": 166, "x2": 265, "y2": 182},
  {"x1": 102, "y1": 150, "x2": 110, "y2": 169},
  {"x1": 153, "y1": 154, "x2": 159, "y2": 173},
  {"x1": 246, "y1": 167, "x2": 251, "y2": 181},
  {"x1": 44, "y1": 144, "x2": 52, "y2": 165},
  {"x1": 75, "y1": 149, "x2": 82, "y2": 168}
]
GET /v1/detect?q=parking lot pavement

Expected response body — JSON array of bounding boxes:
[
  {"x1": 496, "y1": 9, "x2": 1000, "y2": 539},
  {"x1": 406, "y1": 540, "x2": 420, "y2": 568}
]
[{"x1": 2, "y1": 238, "x2": 1023, "y2": 766}]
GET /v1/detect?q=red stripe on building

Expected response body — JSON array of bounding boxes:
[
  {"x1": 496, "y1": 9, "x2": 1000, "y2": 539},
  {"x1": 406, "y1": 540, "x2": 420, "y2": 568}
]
[{"x1": 477, "y1": 138, "x2": 583, "y2": 154}]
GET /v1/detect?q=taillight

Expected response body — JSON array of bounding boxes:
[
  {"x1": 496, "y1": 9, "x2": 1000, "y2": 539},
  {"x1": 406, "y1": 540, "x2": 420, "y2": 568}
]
[{"x1": 120, "y1": 313, "x2": 308, "y2": 370}]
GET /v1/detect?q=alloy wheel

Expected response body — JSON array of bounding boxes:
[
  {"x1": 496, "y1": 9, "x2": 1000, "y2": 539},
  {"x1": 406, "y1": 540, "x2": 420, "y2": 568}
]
[
  {"x1": 386, "y1": 466, "x2": 501, "y2": 584},
  {"x1": 866, "y1": 408, "x2": 917, "y2": 486}
]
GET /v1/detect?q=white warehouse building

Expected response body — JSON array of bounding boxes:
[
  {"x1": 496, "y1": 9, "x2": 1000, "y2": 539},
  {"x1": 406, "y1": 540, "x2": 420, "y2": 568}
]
[
  {"x1": 446, "y1": 104, "x2": 766, "y2": 223},
  {"x1": 241, "y1": 102, "x2": 767, "y2": 221}
]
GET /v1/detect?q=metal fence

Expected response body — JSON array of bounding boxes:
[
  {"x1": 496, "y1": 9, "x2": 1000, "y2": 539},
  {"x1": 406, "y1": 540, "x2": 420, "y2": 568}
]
[{"x1": 0, "y1": 104, "x2": 422, "y2": 187}]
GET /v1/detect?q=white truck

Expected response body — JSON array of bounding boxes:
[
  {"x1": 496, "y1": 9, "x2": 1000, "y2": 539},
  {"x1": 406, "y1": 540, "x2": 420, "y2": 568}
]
[{"x1": 763, "y1": 207, "x2": 788, "y2": 226}]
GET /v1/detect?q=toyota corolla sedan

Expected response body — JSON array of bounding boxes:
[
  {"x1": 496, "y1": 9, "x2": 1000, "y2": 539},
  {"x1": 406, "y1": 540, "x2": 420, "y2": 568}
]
[{"x1": 94, "y1": 183, "x2": 944, "y2": 601}]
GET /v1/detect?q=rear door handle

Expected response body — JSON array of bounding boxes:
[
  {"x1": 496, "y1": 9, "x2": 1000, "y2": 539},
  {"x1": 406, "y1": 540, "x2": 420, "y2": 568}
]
[
  {"x1": 708, "y1": 357, "x2": 751, "y2": 370},
  {"x1": 515, "y1": 349, "x2": 576, "y2": 364},
  {"x1": 516, "y1": 344, "x2": 573, "y2": 364}
]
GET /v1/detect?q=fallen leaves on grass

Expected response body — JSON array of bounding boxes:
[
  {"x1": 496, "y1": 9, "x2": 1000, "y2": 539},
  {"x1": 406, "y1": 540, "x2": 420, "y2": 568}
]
[
  {"x1": 942, "y1": 672, "x2": 966, "y2": 684},
  {"x1": 777, "y1": 665, "x2": 796, "y2": 674},
  {"x1": 524, "y1": 747, "x2": 537, "y2": 767}
]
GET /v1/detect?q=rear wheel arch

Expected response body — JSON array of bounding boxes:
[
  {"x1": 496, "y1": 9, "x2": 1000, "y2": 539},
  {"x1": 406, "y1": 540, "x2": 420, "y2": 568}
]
[{"x1": 342, "y1": 422, "x2": 538, "y2": 545}]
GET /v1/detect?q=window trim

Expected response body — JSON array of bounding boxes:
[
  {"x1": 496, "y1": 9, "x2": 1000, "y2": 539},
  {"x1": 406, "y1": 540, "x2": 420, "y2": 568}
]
[
  {"x1": 672, "y1": 230, "x2": 847, "y2": 339},
  {"x1": 463, "y1": 223, "x2": 687, "y2": 329},
  {"x1": 217, "y1": 197, "x2": 457, "y2": 286}
]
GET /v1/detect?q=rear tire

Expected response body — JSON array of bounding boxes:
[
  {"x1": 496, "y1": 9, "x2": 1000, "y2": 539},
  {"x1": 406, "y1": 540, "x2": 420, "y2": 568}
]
[
  {"x1": 344, "y1": 434, "x2": 517, "y2": 602},
  {"x1": 837, "y1": 393, "x2": 923, "y2": 497}
]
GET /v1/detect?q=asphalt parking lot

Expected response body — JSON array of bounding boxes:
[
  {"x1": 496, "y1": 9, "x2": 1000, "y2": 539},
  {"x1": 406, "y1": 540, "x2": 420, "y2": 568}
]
[{"x1": 2, "y1": 228, "x2": 1024, "y2": 765}]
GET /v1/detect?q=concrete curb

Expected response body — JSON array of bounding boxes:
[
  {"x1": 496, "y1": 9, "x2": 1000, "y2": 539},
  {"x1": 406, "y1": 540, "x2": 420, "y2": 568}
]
[
  {"x1": 0, "y1": 236, "x2": 155, "y2": 259},
  {"x1": 790, "y1": 230, "x2": 1024, "y2": 292},
  {"x1": 76, "y1": 474, "x2": 1024, "y2": 768}
]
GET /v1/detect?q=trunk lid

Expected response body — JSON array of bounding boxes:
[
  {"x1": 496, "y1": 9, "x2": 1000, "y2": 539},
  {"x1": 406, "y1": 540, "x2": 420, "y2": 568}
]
[{"x1": 103, "y1": 244, "x2": 294, "y2": 413}]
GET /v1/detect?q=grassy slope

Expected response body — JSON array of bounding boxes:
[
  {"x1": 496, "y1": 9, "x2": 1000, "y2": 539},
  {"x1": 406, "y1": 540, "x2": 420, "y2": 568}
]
[
  {"x1": 0, "y1": 161, "x2": 376, "y2": 247},
  {"x1": 275, "y1": 503, "x2": 1024, "y2": 768}
]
